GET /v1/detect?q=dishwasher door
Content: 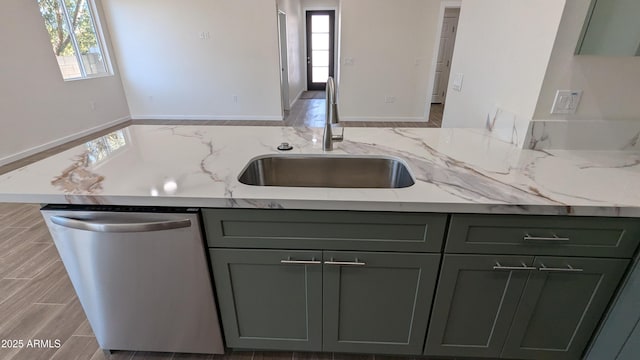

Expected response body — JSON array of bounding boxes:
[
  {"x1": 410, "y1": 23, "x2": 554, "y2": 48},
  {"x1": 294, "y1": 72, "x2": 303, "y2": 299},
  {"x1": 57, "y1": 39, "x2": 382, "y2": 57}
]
[{"x1": 41, "y1": 207, "x2": 224, "y2": 354}]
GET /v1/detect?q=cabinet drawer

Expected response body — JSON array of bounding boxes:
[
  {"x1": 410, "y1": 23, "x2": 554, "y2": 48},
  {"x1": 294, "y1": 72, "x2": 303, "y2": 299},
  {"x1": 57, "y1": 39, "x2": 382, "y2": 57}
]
[
  {"x1": 203, "y1": 209, "x2": 447, "y2": 252},
  {"x1": 446, "y1": 214, "x2": 640, "y2": 258}
]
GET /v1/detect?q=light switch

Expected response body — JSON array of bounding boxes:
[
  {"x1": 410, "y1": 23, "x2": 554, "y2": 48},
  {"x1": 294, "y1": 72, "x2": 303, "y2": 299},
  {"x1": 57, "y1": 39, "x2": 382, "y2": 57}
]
[
  {"x1": 452, "y1": 73, "x2": 464, "y2": 92},
  {"x1": 551, "y1": 90, "x2": 582, "y2": 114}
]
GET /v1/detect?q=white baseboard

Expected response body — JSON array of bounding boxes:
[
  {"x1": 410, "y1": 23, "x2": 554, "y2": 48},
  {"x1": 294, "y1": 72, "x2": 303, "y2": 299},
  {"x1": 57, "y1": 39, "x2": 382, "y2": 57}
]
[
  {"x1": 0, "y1": 116, "x2": 131, "y2": 167},
  {"x1": 340, "y1": 116, "x2": 428, "y2": 122},
  {"x1": 290, "y1": 90, "x2": 304, "y2": 108},
  {"x1": 130, "y1": 115, "x2": 284, "y2": 121}
]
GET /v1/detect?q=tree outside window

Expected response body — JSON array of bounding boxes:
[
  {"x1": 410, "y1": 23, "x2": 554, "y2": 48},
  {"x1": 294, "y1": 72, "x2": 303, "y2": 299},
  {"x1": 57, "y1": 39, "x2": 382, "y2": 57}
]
[{"x1": 38, "y1": 0, "x2": 111, "y2": 80}]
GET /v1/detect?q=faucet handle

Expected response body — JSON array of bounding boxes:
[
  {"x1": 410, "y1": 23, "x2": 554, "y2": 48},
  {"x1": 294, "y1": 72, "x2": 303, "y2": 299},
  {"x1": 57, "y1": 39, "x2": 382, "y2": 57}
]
[{"x1": 332, "y1": 126, "x2": 344, "y2": 142}]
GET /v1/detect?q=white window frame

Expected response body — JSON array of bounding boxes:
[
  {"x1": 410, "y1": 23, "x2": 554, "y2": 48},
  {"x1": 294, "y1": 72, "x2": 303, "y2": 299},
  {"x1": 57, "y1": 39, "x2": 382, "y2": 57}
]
[{"x1": 47, "y1": 0, "x2": 114, "y2": 81}]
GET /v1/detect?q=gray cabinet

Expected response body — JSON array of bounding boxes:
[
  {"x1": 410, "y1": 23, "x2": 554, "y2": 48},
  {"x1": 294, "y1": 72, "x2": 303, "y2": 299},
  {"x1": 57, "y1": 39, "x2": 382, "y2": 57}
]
[
  {"x1": 205, "y1": 209, "x2": 445, "y2": 354},
  {"x1": 425, "y1": 255, "x2": 629, "y2": 360},
  {"x1": 586, "y1": 257, "x2": 640, "y2": 360},
  {"x1": 424, "y1": 255, "x2": 534, "y2": 358},
  {"x1": 206, "y1": 210, "x2": 638, "y2": 359},
  {"x1": 210, "y1": 249, "x2": 323, "y2": 351},
  {"x1": 211, "y1": 248, "x2": 440, "y2": 355},
  {"x1": 503, "y1": 257, "x2": 629, "y2": 360},
  {"x1": 446, "y1": 214, "x2": 640, "y2": 258},
  {"x1": 322, "y1": 251, "x2": 440, "y2": 355},
  {"x1": 203, "y1": 209, "x2": 447, "y2": 252}
]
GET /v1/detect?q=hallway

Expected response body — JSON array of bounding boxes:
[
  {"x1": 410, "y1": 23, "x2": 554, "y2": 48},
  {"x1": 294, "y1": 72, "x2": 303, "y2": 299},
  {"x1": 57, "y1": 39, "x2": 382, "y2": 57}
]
[{"x1": 284, "y1": 92, "x2": 443, "y2": 128}]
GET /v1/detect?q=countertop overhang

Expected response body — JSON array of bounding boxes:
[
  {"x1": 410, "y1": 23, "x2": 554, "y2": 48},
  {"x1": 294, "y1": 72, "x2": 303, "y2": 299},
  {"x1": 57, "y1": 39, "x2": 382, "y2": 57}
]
[{"x1": 0, "y1": 125, "x2": 639, "y2": 217}]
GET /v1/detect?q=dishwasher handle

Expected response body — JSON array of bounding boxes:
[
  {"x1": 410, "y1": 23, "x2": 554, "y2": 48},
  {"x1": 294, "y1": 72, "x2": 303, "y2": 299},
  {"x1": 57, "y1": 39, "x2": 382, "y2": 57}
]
[{"x1": 50, "y1": 216, "x2": 192, "y2": 233}]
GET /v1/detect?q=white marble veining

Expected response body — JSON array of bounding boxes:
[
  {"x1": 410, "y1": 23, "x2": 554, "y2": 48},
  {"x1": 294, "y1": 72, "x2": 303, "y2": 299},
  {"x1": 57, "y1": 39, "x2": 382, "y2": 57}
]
[
  {"x1": 485, "y1": 106, "x2": 531, "y2": 148},
  {"x1": 525, "y1": 119, "x2": 640, "y2": 151},
  {"x1": 0, "y1": 125, "x2": 639, "y2": 217}
]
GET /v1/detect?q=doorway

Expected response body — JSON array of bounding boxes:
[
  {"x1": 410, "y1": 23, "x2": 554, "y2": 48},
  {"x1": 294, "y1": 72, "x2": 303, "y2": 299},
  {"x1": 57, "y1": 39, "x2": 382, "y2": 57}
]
[
  {"x1": 277, "y1": 11, "x2": 290, "y2": 113},
  {"x1": 432, "y1": 8, "x2": 460, "y2": 105},
  {"x1": 306, "y1": 10, "x2": 335, "y2": 91}
]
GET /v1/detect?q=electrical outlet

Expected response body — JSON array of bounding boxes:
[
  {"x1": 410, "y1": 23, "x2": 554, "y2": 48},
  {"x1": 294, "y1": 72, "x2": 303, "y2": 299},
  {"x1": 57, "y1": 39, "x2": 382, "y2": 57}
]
[
  {"x1": 551, "y1": 90, "x2": 582, "y2": 114},
  {"x1": 384, "y1": 96, "x2": 396, "y2": 104},
  {"x1": 199, "y1": 31, "x2": 211, "y2": 40},
  {"x1": 233, "y1": 95, "x2": 238, "y2": 103},
  {"x1": 89, "y1": 101, "x2": 96, "y2": 111},
  {"x1": 343, "y1": 57, "x2": 354, "y2": 65}
]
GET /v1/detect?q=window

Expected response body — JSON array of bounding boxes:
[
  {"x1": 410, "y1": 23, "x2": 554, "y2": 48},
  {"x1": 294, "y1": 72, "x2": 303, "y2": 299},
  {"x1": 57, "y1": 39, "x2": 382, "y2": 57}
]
[
  {"x1": 85, "y1": 129, "x2": 128, "y2": 166},
  {"x1": 37, "y1": 0, "x2": 111, "y2": 80}
]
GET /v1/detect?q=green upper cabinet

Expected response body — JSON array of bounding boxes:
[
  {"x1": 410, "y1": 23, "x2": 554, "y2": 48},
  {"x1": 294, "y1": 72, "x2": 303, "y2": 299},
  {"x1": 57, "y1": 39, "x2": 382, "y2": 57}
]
[
  {"x1": 502, "y1": 257, "x2": 629, "y2": 360},
  {"x1": 210, "y1": 249, "x2": 323, "y2": 352},
  {"x1": 446, "y1": 214, "x2": 640, "y2": 258},
  {"x1": 203, "y1": 209, "x2": 447, "y2": 252},
  {"x1": 322, "y1": 251, "x2": 440, "y2": 355},
  {"x1": 425, "y1": 254, "x2": 534, "y2": 358}
]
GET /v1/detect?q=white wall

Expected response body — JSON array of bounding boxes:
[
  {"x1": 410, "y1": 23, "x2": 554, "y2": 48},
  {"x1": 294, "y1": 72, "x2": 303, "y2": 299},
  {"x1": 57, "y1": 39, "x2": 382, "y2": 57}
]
[
  {"x1": 277, "y1": 0, "x2": 305, "y2": 106},
  {"x1": 442, "y1": 0, "x2": 565, "y2": 128},
  {"x1": 0, "y1": 0, "x2": 130, "y2": 165},
  {"x1": 533, "y1": 0, "x2": 640, "y2": 121},
  {"x1": 101, "y1": 0, "x2": 283, "y2": 121},
  {"x1": 338, "y1": 0, "x2": 441, "y2": 121}
]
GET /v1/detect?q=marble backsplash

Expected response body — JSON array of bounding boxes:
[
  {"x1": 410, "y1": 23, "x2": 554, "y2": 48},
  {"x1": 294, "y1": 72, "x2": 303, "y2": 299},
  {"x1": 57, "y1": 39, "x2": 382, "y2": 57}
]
[
  {"x1": 484, "y1": 106, "x2": 531, "y2": 148},
  {"x1": 481, "y1": 105, "x2": 640, "y2": 151},
  {"x1": 524, "y1": 119, "x2": 640, "y2": 151}
]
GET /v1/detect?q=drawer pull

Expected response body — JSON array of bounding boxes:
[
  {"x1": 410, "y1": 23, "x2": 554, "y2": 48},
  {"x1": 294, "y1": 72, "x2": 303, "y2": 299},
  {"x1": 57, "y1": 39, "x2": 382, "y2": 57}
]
[
  {"x1": 493, "y1": 262, "x2": 537, "y2": 271},
  {"x1": 280, "y1": 257, "x2": 321, "y2": 265},
  {"x1": 539, "y1": 264, "x2": 584, "y2": 272},
  {"x1": 324, "y1": 258, "x2": 366, "y2": 266},
  {"x1": 524, "y1": 234, "x2": 570, "y2": 242}
]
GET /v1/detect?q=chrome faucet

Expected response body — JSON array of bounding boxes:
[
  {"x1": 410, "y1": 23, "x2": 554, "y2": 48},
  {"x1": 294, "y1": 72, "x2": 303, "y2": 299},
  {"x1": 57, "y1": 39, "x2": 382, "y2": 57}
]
[{"x1": 323, "y1": 77, "x2": 344, "y2": 151}]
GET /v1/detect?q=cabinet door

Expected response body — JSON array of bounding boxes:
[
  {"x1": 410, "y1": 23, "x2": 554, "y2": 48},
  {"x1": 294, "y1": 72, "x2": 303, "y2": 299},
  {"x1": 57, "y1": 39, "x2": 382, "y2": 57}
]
[
  {"x1": 502, "y1": 257, "x2": 629, "y2": 360},
  {"x1": 322, "y1": 251, "x2": 440, "y2": 355},
  {"x1": 586, "y1": 257, "x2": 640, "y2": 360},
  {"x1": 210, "y1": 249, "x2": 323, "y2": 351},
  {"x1": 424, "y1": 254, "x2": 534, "y2": 358}
]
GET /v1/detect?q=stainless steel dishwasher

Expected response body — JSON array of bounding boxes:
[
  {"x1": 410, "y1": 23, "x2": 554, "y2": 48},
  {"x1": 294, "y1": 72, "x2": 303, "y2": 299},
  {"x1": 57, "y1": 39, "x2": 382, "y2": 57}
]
[{"x1": 41, "y1": 205, "x2": 224, "y2": 355}]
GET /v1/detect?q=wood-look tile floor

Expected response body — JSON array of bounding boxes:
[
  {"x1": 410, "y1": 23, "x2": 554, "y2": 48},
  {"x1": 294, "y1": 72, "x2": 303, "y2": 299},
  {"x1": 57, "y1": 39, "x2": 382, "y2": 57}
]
[{"x1": 0, "y1": 204, "x2": 460, "y2": 360}]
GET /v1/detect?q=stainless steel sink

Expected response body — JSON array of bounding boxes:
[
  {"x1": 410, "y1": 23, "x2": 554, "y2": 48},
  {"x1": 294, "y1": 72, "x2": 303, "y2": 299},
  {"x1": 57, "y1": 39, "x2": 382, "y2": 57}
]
[{"x1": 238, "y1": 155, "x2": 415, "y2": 188}]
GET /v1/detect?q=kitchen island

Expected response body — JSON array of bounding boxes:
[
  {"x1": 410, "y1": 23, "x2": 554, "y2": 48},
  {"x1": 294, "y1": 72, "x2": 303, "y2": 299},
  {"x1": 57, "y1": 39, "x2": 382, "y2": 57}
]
[
  {"x1": 0, "y1": 125, "x2": 638, "y2": 216},
  {"x1": 0, "y1": 125, "x2": 639, "y2": 360}
]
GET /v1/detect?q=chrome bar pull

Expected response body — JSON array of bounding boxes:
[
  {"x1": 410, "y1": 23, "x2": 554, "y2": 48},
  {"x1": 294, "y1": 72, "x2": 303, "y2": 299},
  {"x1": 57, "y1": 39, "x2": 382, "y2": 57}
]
[
  {"x1": 538, "y1": 264, "x2": 584, "y2": 272},
  {"x1": 523, "y1": 234, "x2": 570, "y2": 242},
  {"x1": 280, "y1": 256, "x2": 321, "y2": 265},
  {"x1": 493, "y1": 262, "x2": 537, "y2": 271},
  {"x1": 324, "y1": 258, "x2": 366, "y2": 266}
]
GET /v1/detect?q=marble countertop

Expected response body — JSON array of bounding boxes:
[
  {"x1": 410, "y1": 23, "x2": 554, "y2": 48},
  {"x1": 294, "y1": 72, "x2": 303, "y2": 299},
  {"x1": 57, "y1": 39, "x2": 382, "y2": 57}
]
[{"x1": 0, "y1": 125, "x2": 639, "y2": 217}]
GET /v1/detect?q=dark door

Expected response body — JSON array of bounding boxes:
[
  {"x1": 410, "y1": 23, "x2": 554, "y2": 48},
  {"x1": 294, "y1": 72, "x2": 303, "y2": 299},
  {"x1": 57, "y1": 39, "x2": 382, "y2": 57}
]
[{"x1": 306, "y1": 10, "x2": 335, "y2": 91}]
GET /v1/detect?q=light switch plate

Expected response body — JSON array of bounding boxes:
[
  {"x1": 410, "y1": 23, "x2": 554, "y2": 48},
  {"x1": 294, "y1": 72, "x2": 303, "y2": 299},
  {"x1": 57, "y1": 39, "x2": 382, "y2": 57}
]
[
  {"x1": 551, "y1": 90, "x2": 582, "y2": 114},
  {"x1": 452, "y1": 73, "x2": 464, "y2": 92}
]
